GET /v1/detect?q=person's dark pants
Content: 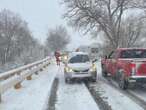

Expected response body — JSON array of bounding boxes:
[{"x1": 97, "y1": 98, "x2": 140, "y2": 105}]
[{"x1": 55, "y1": 57, "x2": 60, "y2": 65}]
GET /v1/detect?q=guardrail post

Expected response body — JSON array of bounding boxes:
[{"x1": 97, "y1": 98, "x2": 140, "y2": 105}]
[
  {"x1": 43, "y1": 65, "x2": 46, "y2": 68},
  {"x1": 14, "y1": 82, "x2": 21, "y2": 89},
  {"x1": 14, "y1": 73, "x2": 21, "y2": 89},
  {"x1": 46, "y1": 62, "x2": 49, "y2": 67},
  {"x1": 26, "y1": 75, "x2": 32, "y2": 80},
  {"x1": 40, "y1": 67, "x2": 43, "y2": 71},
  {"x1": 0, "y1": 57, "x2": 51, "y2": 101}
]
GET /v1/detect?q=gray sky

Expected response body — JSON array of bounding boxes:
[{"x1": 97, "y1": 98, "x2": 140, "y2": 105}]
[{"x1": 0, "y1": 0, "x2": 93, "y2": 50}]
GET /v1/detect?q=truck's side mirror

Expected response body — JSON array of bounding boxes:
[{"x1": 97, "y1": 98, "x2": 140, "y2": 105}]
[
  {"x1": 107, "y1": 51, "x2": 114, "y2": 59},
  {"x1": 105, "y1": 55, "x2": 108, "y2": 59}
]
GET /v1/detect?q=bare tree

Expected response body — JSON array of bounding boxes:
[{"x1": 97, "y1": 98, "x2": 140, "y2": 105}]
[
  {"x1": 0, "y1": 9, "x2": 25, "y2": 64},
  {"x1": 119, "y1": 15, "x2": 145, "y2": 47},
  {"x1": 45, "y1": 25, "x2": 70, "y2": 52},
  {"x1": 101, "y1": 15, "x2": 146, "y2": 55},
  {"x1": 62, "y1": 0, "x2": 144, "y2": 49},
  {"x1": 18, "y1": 39, "x2": 45, "y2": 64},
  {"x1": 0, "y1": 9, "x2": 45, "y2": 65}
]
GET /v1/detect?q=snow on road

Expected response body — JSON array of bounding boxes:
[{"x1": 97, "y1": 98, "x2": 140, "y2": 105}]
[
  {"x1": 94, "y1": 61, "x2": 144, "y2": 110},
  {"x1": 0, "y1": 64, "x2": 58, "y2": 110},
  {"x1": 92, "y1": 81, "x2": 144, "y2": 110},
  {"x1": 1, "y1": 60, "x2": 146, "y2": 110},
  {"x1": 55, "y1": 66, "x2": 99, "y2": 110},
  {"x1": 128, "y1": 88, "x2": 146, "y2": 102}
]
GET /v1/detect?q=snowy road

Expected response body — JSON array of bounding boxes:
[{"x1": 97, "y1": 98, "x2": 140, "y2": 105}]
[
  {"x1": 89, "y1": 81, "x2": 144, "y2": 110},
  {"x1": 129, "y1": 88, "x2": 146, "y2": 103},
  {"x1": 55, "y1": 66, "x2": 100, "y2": 110},
  {"x1": 54, "y1": 63, "x2": 146, "y2": 110},
  {"x1": 88, "y1": 61, "x2": 146, "y2": 110},
  {"x1": 1, "y1": 62, "x2": 146, "y2": 110},
  {"x1": 0, "y1": 64, "x2": 57, "y2": 110}
]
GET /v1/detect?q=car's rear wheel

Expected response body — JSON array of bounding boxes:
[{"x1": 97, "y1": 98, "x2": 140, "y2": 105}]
[
  {"x1": 65, "y1": 78, "x2": 72, "y2": 84},
  {"x1": 91, "y1": 77, "x2": 97, "y2": 82},
  {"x1": 91, "y1": 72, "x2": 97, "y2": 82},
  {"x1": 64, "y1": 72, "x2": 71, "y2": 84}
]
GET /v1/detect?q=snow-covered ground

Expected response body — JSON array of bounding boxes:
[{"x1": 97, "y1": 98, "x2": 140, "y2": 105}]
[
  {"x1": 92, "y1": 82, "x2": 144, "y2": 110},
  {"x1": 1, "y1": 60, "x2": 146, "y2": 110},
  {"x1": 128, "y1": 88, "x2": 146, "y2": 102},
  {"x1": 55, "y1": 66, "x2": 99, "y2": 110},
  {"x1": 0, "y1": 64, "x2": 57, "y2": 110},
  {"x1": 55, "y1": 61, "x2": 146, "y2": 110},
  {"x1": 93, "y1": 61, "x2": 144, "y2": 110}
]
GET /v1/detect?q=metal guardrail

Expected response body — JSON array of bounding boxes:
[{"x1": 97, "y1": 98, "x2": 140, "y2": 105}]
[{"x1": 0, "y1": 57, "x2": 51, "y2": 102}]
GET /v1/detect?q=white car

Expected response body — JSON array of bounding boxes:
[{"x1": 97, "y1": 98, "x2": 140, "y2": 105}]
[{"x1": 64, "y1": 52, "x2": 97, "y2": 83}]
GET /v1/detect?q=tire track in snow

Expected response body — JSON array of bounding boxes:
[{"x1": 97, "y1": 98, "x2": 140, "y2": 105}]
[
  {"x1": 55, "y1": 65, "x2": 100, "y2": 110},
  {"x1": 101, "y1": 76, "x2": 146, "y2": 110},
  {"x1": 85, "y1": 82, "x2": 112, "y2": 110},
  {"x1": 96, "y1": 61, "x2": 146, "y2": 110}
]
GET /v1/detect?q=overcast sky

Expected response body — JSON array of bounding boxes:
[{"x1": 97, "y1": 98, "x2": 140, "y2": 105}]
[{"x1": 0, "y1": 0, "x2": 94, "y2": 50}]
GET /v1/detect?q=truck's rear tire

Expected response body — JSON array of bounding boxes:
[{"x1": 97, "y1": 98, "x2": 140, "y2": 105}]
[
  {"x1": 91, "y1": 77, "x2": 97, "y2": 82},
  {"x1": 118, "y1": 71, "x2": 128, "y2": 90},
  {"x1": 102, "y1": 65, "x2": 107, "y2": 77}
]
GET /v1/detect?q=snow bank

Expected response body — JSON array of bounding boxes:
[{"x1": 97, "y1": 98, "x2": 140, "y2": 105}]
[{"x1": 0, "y1": 64, "x2": 57, "y2": 110}]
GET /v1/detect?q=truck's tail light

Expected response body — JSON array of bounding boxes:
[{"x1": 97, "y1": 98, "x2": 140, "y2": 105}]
[
  {"x1": 130, "y1": 63, "x2": 136, "y2": 75},
  {"x1": 130, "y1": 63, "x2": 136, "y2": 68}
]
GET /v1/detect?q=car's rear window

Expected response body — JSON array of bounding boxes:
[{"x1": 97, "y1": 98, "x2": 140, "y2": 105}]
[
  {"x1": 120, "y1": 50, "x2": 146, "y2": 58},
  {"x1": 69, "y1": 55, "x2": 89, "y2": 63}
]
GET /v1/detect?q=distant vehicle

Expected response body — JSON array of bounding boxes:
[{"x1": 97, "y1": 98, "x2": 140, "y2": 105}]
[
  {"x1": 78, "y1": 43, "x2": 100, "y2": 60},
  {"x1": 64, "y1": 52, "x2": 97, "y2": 83},
  {"x1": 60, "y1": 51, "x2": 69, "y2": 64},
  {"x1": 89, "y1": 46, "x2": 98, "y2": 60},
  {"x1": 101, "y1": 48, "x2": 146, "y2": 90}
]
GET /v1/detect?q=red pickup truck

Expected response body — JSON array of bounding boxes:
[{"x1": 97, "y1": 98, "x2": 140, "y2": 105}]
[{"x1": 101, "y1": 48, "x2": 146, "y2": 89}]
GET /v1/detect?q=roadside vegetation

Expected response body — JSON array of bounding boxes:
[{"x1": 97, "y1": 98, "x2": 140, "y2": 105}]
[
  {"x1": 45, "y1": 25, "x2": 70, "y2": 53},
  {"x1": 0, "y1": 10, "x2": 70, "y2": 73},
  {"x1": 62, "y1": 0, "x2": 146, "y2": 54}
]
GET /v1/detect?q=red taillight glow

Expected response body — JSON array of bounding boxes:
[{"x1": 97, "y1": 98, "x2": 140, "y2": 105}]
[
  {"x1": 130, "y1": 63, "x2": 136, "y2": 75},
  {"x1": 130, "y1": 63, "x2": 136, "y2": 68}
]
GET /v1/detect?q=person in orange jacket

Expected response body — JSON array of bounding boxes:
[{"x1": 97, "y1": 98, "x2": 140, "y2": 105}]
[{"x1": 54, "y1": 51, "x2": 61, "y2": 65}]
